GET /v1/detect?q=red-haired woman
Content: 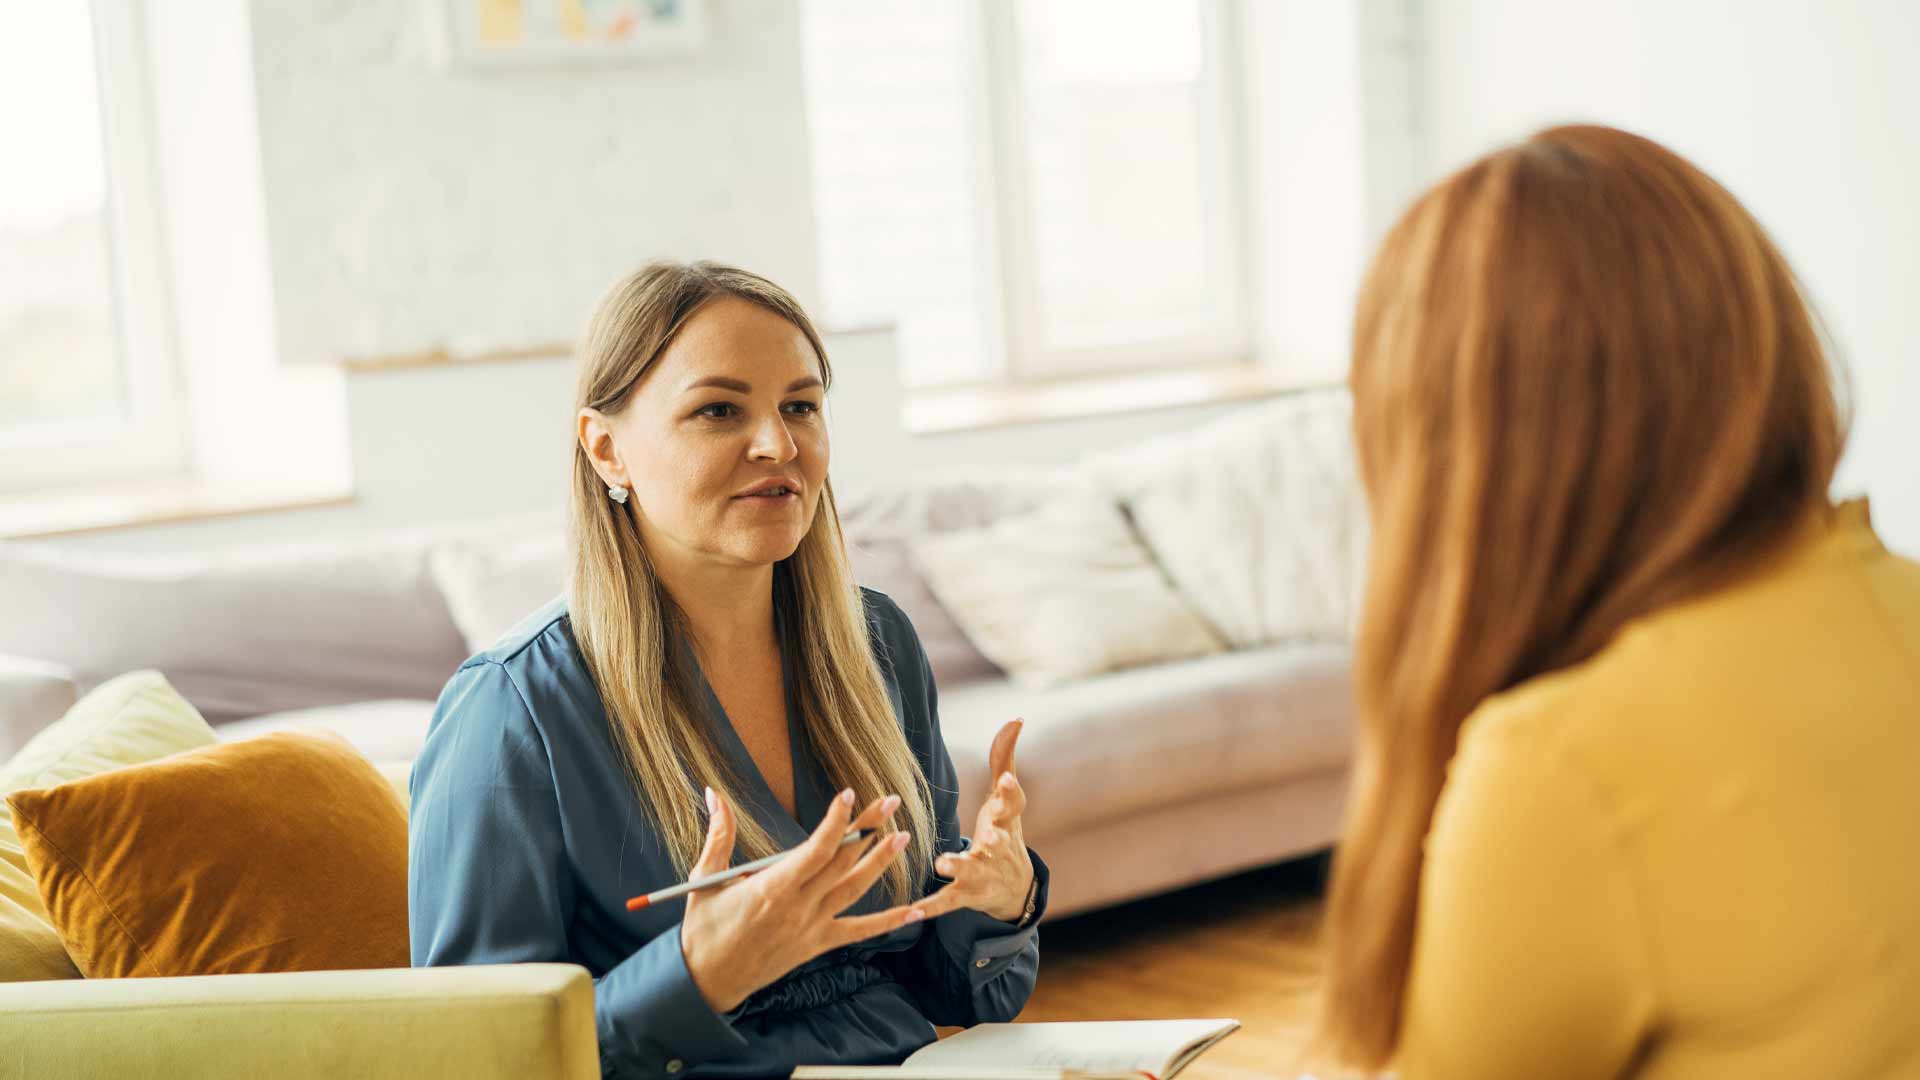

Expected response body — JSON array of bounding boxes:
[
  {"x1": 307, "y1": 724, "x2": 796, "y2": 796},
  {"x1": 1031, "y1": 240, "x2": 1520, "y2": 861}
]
[{"x1": 1318, "y1": 125, "x2": 1920, "y2": 1077}]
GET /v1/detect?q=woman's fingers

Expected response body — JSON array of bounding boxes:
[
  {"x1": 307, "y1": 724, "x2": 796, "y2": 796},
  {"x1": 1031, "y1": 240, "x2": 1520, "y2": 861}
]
[
  {"x1": 983, "y1": 719, "x2": 1026, "y2": 828},
  {"x1": 935, "y1": 848, "x2": 968, "y2": 878},
  {"x1": 819, "y1": 795, "x2": 903, "y2": 880},
  {"x1": 987, "y1": 771, "x2": 1027, "y2": 824},
  {"x1": 822, "y1": 830, "x2": 911, "y2": 915},
  {"x1": 767, "y1": 787, "x2": 857, "y2": 887},
  {"x1": 853, "y1": 793, "x2": 903, "y2": 835},
  {"x1": 907, "y1": 881, "x2": 969, "y2": 923},
  {"x1": 986, "y1": 719, "x2": 1023, "y2": 784},
  {"x1": 830, "y1": 903, "x2": 927, "y2": 949},
  {"x1": 934, "y1": 832, "x2": 996, "y2": 883},
  {"x1": 691, "y1": 787, "x2": 736, "y2": 880}
]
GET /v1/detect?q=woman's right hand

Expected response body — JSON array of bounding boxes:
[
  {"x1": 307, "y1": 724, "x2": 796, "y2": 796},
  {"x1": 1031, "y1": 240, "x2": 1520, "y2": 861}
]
[{"x1": 679, "y1": 785, "x2": 922, "y2": 1014}]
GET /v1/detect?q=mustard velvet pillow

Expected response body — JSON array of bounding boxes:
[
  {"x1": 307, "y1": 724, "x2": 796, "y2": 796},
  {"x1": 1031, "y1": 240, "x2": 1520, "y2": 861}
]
[
  {"x1": 0, "y1": 670, "x2": 217, "y2": 983},
  {"x1": 5, "y1": 730, "x2": 409, "y2": 978}
]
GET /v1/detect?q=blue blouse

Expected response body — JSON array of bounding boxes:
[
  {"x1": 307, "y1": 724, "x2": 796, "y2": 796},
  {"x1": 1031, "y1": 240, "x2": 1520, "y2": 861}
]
[{"x1": 408, "y1": 587, "x2": 1047, "y2": 1079}]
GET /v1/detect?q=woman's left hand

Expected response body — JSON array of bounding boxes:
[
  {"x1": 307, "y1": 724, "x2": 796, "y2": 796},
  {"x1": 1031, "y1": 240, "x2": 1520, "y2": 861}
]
[{"x1": 910, "y1": 718, "x2": 1035, "y2": 925}]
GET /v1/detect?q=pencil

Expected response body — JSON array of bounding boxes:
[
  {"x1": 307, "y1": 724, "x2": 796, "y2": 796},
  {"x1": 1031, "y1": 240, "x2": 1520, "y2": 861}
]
[{"x1": 625, "y1": 828, "x2": 876, "y2": 911}]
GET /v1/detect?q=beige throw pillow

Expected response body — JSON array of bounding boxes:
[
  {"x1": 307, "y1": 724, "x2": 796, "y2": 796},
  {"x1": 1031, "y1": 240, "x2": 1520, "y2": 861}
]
[
  {"x1": 908, "y1": 496, "x2": 1225, "y2": 687},
  {"x1": 0, "y1": 670, "x2": 216, "y2": 982}
]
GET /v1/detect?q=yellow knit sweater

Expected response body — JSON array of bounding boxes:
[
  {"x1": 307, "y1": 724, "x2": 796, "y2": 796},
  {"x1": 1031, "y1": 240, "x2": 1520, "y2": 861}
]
[{"x1": 1399, "y1": 499, "x2": 1920, "y2": 1079}]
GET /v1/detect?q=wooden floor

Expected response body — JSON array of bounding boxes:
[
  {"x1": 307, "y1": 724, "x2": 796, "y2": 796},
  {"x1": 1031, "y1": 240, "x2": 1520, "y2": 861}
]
[{"x1": 1015, "y1": 854, "x2": 1334, "y2": 1079}]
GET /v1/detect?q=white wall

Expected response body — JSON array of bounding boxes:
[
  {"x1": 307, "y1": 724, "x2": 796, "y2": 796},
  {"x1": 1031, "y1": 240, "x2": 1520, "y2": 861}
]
[
  {"x1": 246, "y1": 1, "x2": 821, "y2": 366},
  {"x1": 44, "y1": 326, "x2": 1276, "y2": 556},
  {"x1": 1240, "y1": 0, "x2": 1424, "y2": 381},
  {"x1": 1417, "y1": 0, "x2": 1920, "y2": 553}
]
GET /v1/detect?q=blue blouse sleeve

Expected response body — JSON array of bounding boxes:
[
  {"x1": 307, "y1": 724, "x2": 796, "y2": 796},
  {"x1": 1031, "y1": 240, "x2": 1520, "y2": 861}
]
[
  {"x1": 408, "y1": 660, "x2": 749, "y2": 1076},
  {"x1": 869, "y1": 599, "x2": 1047, "y2": 1026}
]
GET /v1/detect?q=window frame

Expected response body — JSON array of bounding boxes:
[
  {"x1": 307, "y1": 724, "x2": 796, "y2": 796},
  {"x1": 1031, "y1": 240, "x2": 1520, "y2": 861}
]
[{"x1": 0, "y1": 0, "x2": 188, "y2": 496}]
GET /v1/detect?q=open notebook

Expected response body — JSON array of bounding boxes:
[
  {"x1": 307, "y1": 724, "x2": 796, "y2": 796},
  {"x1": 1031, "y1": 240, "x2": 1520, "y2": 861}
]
[{"x1": 790, "y1": 1019, "x2": 1241, "y2": 1080}]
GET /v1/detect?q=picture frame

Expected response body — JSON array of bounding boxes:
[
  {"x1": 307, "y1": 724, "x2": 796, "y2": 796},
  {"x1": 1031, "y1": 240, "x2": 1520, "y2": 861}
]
[{"x1": 427, "y1": 0, "x2": 706, "y2": 70}]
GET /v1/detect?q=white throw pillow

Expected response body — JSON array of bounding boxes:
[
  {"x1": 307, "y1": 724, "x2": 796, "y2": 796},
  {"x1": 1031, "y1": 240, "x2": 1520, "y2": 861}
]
[
  {"x1": 1077, "y1": 390, "x2": 1368, "y2": 649},
  {"x1": 907, "y1": 495, "x2": 1226, "y2": 688}
]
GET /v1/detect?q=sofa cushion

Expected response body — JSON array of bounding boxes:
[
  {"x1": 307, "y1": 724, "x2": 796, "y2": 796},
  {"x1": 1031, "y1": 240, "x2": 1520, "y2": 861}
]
[
  {"x1": 845, "y1": 536, "x2": 1002, "y2": 687},
  {"x1": 215, "y1": 700, "x2": 438, "y2": 765},
  {"x1": 909, "y1": 495, "x2": 1226, "y2": 687},
  {"x1": 1077, "y1": 390, "x2": 1368, "y2": 648},
  {"x1": 212, "y1": 714, "x2": 417, "y2": 804},
  {"x1": 1, "y1": 670, "x2": 217, "y2": 982},
  {"x1": 838, "y1": 472, "x2": 1066, "y2": 685},
  {"x1": 935, "y1": 642, "x2": 1353, "y2": 837},
  {"x1": 0, "y1": 655, "x2": 79, "y2": 762},
  {"x1": 0, "y1": 535, "x2": 473, "y2": 725},
  {"x1": 375, "y1": 759, "x2": 413, "y2": 803},
  {"x1": 6, "y1": 730, "x2": 410, "y2": 978}
]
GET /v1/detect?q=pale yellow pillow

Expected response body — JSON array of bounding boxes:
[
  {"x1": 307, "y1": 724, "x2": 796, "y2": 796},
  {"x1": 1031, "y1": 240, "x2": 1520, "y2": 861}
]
[{"x1": 0, "y1": 670, "x2": 216, "y2": 982}]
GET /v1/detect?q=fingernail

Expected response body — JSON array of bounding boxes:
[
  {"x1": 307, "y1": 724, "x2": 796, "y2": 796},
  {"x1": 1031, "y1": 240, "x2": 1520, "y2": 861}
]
[
  {"x1": 906, "y1": 909, "x2": 927, "y2": 923},
  {"x1": 705, "y1": 786, "x2": 716, "y2": 814},
  {"x1": 999, "y1": 775, "x2": 1015, "y2": 790},
  {"x1": 840, "y1": 788, "x2": 855, "y2": 806},
  {"x1": 891, "y1": 832, "x2": 911, "y2": 850},
  {"x1": 882, "y1": 794, "x2": 901, "y2": 814}
]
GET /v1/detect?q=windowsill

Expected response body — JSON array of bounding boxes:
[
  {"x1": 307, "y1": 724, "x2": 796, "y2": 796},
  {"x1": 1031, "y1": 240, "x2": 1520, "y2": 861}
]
[
  {"x1": 0, "y1": 473, "x2": 355, "y2": 541},
  {"x1": 903, "y1": 363, "x2": 1344, "y2": 435}
]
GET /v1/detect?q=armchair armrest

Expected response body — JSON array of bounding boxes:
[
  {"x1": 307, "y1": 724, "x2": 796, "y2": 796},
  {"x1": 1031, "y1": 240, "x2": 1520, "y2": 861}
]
[{"x1": 0, "y1": 963, "x2": 598, "y2": 1080}]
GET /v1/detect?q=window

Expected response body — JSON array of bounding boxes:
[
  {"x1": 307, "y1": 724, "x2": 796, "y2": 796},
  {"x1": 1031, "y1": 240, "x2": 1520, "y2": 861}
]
[
  {"x1": 801, "y1": 0, "x2": 1246, "y2": 390},
  {"x1": 0, "y1": 1, "x2": 184, "y2": 495}
]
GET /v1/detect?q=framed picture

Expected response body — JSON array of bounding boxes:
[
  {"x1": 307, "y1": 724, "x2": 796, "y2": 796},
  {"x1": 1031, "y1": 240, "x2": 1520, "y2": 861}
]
[{"x1": 428, "y1": 0, "x2": 705, "y2": 69}]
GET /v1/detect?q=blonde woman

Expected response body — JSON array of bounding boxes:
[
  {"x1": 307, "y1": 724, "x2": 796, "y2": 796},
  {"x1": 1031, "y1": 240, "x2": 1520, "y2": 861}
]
[
  {"x1": 1317, "y1": 125, "x2": 1920, "y2": 1076},
  {"x1": 409, "y1": 262, "x2": 1044, "y2": 1077}
]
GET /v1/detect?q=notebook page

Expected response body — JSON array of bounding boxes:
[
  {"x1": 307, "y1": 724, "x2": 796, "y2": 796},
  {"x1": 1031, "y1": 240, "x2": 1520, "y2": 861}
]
[{"x1": 906, "y1": 1021, "x2": 1238, "y2": 1073}]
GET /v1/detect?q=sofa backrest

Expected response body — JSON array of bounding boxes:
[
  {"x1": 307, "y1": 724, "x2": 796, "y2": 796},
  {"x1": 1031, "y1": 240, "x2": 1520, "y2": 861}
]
[
  {"x1": 0, "y1": 534, "x2": 472, "y2": 727},
  {"x1": 0, "y1": 654, "x2": 80, "y2": 761}
]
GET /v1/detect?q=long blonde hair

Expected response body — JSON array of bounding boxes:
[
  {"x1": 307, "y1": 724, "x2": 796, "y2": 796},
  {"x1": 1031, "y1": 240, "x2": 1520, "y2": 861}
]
[
  {"x1": 1318, "y1": 125, "x2": 1846, "y2": 1069},
  {"x1": 566, "y1": 260, "x2": 936, "y2": 904}
]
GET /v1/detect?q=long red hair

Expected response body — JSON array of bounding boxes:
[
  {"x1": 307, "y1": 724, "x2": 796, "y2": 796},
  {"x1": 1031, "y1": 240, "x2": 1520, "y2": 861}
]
[{"x1": 1317, "y1": 124, "x2": 1846, "y2": 1069}]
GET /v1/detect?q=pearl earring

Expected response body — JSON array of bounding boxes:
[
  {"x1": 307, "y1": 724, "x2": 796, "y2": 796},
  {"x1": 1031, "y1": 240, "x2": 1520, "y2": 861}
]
[{"x1": 607, "y1": 484, "x2": 629, "y2": 505}]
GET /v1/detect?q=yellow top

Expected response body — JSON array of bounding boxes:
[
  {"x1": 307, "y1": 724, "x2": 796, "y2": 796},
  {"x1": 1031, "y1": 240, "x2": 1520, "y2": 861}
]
[{"x1": 1399, "y1": 499, "x2": 1920, "y2": 1079}]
